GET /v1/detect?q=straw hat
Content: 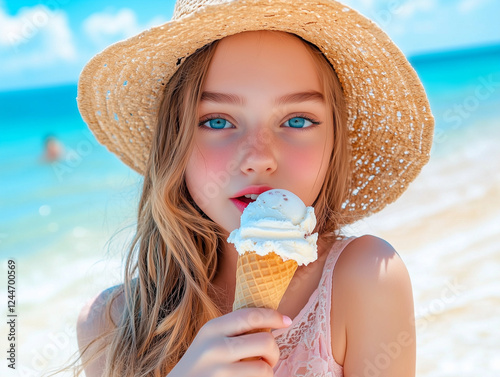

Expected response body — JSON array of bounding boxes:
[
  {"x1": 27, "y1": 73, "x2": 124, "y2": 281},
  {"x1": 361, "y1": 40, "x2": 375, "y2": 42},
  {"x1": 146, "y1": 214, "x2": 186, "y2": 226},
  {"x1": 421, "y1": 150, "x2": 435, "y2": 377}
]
[{"x1": 77, "y1": 0, "x2": 434, "y2": 220}]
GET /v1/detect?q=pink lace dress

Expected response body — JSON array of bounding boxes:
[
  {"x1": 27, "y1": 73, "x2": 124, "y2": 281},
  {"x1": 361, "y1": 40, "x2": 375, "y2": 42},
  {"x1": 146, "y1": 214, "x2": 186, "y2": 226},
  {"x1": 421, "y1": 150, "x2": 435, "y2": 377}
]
[{"x1": 272, "y1": 236, "x2": 357, "y2": 377}]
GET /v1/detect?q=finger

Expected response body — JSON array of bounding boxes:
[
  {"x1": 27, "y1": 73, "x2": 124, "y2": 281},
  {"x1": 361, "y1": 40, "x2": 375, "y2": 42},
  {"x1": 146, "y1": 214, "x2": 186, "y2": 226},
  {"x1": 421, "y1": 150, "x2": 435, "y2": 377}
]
[
  {"x1": 227, "y1": 359, "x2": 274, "y2": 377},
  {"x1": 223, "y1": 332, "x2": 281, "y2": 367},
  {"x1": 208, "y1": 308, "x2": 291, "y2": 337}
]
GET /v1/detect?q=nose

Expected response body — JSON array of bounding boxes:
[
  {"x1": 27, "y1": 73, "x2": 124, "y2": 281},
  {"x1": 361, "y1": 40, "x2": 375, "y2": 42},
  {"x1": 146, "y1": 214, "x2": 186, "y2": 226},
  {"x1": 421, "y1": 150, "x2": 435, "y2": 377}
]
[{"x1": 239, "y1": 129, "x2": 277, "y2": 175}]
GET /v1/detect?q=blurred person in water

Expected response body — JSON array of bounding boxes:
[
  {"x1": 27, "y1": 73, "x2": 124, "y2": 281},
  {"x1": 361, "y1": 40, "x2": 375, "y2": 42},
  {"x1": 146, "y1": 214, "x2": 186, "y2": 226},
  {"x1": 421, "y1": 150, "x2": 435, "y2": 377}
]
[{"x1": 42, "y1": 134, "x2": 65, "y2": 162}]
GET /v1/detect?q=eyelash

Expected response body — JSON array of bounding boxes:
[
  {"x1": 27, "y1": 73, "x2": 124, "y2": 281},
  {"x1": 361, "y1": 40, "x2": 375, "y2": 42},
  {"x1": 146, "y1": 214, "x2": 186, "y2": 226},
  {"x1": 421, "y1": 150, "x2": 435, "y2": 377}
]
[{"x1": 198, "y1": 114, "x2": 322, "y2": 130}]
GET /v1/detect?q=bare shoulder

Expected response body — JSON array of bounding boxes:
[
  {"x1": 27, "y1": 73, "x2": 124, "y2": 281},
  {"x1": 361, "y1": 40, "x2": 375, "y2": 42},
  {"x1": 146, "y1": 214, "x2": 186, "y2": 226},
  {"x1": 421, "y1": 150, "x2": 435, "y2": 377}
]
[
  {"x1": 331, "y1": 235, "x2": 416, "y2": 375},
  {"x1": 77, "y1": 283, "x2": 125, "y2": 338},
  {"x1": 335, "y1": 234, "x2": 410, "y2": 282},
  {"x1": 77, "y1": 284, "x2": 125, "y2": 377}
]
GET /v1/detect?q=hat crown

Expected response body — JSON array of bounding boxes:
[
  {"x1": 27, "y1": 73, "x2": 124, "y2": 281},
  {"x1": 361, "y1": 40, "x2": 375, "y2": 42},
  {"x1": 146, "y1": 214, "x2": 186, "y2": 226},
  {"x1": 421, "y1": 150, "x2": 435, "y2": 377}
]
[{"x1": 173, "y1": 0, "x2": 235, "y2": 20}]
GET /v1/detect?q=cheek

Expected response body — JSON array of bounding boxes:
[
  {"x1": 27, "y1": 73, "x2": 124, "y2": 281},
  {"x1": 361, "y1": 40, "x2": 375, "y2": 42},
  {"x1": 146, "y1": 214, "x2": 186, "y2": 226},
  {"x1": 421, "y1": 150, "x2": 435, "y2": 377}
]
[
  {"x1": 291, "y1": 147, "x2": 323, "y2": 169},
  {"x1": 288, "y1": 137, "x2": 330, "y2": 176},
  {"x1": 195, "y1": 144, "x2": 235, "y2": 177},
  {"x1": 185, "y1": 143, "x2": 236, "y2": 199},
  {"x1": 283, "y1": 136, "x2": 332, "y2": 204}
]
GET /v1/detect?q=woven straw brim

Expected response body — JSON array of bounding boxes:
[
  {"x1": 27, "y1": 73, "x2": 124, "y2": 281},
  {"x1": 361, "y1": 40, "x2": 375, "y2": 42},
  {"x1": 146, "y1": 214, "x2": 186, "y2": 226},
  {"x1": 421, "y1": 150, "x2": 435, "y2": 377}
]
[{"x1": 77, "y1": 0, "x2": 434, "y2": 222}]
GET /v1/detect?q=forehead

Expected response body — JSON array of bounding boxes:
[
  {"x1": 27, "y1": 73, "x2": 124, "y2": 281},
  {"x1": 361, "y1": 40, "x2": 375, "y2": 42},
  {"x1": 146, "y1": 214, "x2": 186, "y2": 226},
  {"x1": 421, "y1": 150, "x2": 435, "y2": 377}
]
[{"x1": 202, "y1": 30, "x2": 322, "y2": 94}]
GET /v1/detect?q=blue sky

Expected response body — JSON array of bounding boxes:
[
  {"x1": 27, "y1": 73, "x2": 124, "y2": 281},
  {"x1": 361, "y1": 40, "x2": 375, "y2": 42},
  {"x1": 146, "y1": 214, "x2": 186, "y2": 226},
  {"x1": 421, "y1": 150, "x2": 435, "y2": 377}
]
[{"x1": 1, "y1": 0, "x2": 499, "y2": 91}]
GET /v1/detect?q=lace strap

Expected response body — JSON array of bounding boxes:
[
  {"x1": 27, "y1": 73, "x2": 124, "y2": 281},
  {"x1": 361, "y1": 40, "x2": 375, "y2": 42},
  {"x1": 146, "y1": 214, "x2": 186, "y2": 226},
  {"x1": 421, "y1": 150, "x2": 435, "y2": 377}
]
[
  {"x1": 320, "y1": 236, "x2": 357, "y2": 288},
  {"x1": 320, "y1": 236, "x2": 357, "y2": 354}
]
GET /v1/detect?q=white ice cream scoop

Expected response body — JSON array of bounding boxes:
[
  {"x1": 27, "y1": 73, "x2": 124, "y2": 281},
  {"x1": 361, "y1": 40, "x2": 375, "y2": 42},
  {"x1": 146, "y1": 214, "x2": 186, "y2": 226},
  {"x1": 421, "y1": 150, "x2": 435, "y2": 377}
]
[{"x1": 227, "y1": 189, "x2": 318, "y2": 266}]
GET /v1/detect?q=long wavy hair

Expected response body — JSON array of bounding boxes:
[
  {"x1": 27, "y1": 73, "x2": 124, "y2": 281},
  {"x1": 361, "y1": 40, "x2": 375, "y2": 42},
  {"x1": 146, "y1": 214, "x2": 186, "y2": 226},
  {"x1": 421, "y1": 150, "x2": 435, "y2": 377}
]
[{"x1": 73, "y1": 31, "x2": 350, "y2": 377}]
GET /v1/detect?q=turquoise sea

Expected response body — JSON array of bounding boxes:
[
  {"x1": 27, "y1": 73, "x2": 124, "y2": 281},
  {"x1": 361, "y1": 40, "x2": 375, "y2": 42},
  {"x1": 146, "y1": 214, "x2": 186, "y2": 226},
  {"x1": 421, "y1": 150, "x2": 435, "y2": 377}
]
[{"x1": 1, "y1": 44, "x2": 500, "y2": 376}]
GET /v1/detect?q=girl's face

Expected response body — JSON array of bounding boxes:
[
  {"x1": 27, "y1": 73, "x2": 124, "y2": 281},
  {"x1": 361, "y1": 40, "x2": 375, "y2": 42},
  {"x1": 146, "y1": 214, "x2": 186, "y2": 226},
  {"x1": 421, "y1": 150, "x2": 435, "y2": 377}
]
[{"x1": 185, "y1": 31, "x2": 334, "y2": 235}]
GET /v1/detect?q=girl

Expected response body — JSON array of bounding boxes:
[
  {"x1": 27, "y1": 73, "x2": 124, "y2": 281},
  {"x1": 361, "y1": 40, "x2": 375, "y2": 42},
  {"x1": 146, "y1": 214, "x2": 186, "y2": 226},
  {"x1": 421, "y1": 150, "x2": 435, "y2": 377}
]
[{"x1": 75, "y1": 0, "x2": 434, "y2": 376}]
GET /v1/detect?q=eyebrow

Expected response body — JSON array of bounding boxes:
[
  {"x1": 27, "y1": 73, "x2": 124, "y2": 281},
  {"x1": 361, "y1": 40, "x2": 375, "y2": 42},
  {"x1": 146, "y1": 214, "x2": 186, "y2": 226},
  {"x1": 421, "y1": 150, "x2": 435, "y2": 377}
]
[{"x1": 200, "y1": 90, "x2": 325, "y2": 106}]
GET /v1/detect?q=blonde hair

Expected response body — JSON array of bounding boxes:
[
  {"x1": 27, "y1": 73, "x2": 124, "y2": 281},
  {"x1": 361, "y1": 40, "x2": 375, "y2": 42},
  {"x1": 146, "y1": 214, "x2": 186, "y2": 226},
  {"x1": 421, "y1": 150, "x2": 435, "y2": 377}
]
[{"x1": 73, "y1": 32, "x2": 350, "y2": 377}]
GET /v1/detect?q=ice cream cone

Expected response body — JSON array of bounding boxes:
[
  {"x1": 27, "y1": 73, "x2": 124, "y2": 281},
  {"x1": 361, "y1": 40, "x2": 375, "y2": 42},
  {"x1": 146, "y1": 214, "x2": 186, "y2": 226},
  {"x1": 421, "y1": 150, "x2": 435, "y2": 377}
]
[
  {"x1": 227, "y1": 189, "x2": 317, "y2": 361},
  {"x1": 232, "y1": 251, "x2": 298, "y2": 361},
  {"x1": 232, "y1": 251, "x2": 298, "y2": 313}
]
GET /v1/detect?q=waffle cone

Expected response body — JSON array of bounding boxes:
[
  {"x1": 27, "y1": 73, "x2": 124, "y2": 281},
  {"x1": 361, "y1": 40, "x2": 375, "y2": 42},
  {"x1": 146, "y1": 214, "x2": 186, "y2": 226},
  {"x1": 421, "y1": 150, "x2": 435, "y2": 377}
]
[
  {"x1": 232, "y1": 251, "x2": 298, "y2": 312},
  {"x1": 231, "y1": 251, "x2": 298, "y2": 362}
]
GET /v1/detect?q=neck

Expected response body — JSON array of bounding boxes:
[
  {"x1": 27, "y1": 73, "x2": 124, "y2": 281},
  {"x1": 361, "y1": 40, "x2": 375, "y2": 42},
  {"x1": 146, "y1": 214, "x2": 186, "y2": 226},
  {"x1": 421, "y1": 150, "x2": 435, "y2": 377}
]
[
  {"x1": 210, "y1": 241, "x2": 238, "y2": 313},
  {"x1": 215, "y1": 241, "x2": 239, "y2": 283}
]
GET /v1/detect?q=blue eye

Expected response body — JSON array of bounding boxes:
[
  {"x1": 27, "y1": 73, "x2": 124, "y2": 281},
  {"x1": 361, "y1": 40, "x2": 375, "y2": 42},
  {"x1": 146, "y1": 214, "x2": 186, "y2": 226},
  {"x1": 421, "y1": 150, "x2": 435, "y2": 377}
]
[
  {"x1": 199, "y1": 117, "x2": 233, "y2": 129},
  {"x1": 284, "y1": 117, "x2": 319, "y2": 128}
]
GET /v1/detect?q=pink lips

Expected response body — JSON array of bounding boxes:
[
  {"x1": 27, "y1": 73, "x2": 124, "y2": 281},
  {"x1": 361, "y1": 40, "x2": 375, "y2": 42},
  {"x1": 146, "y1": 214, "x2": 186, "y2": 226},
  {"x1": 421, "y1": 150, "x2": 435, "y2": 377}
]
[{"x1": 230, "y1": 185, "x2": 273, "y2": 212}]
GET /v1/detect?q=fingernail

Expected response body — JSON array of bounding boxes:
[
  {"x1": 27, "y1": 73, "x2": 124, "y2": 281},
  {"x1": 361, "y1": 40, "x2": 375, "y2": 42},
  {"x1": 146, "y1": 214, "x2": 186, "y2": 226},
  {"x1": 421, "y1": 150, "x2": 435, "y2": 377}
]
[{"x1": 283, "y1": 315, "x2": 292, "y2": 326}]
